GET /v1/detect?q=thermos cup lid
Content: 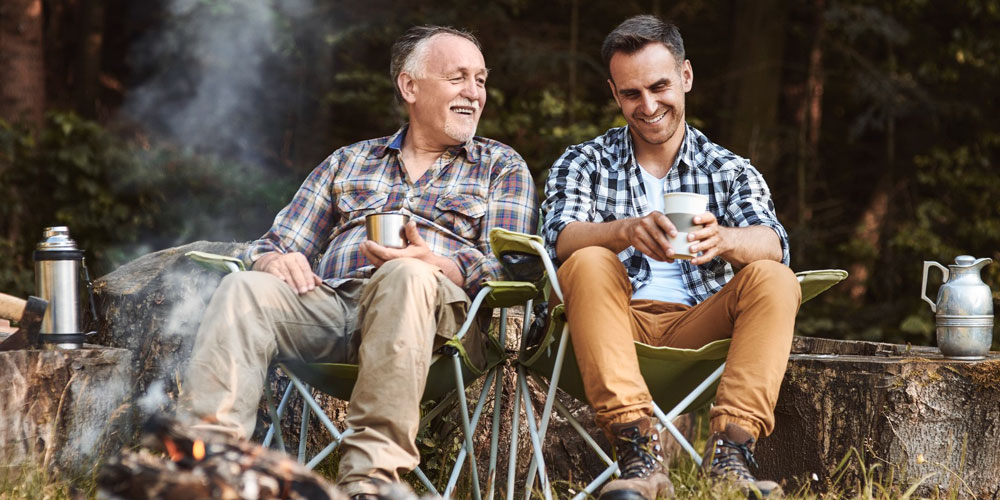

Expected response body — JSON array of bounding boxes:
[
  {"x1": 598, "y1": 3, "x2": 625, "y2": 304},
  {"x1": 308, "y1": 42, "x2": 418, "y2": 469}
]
[{"x1": 37, "y1": 226, "x2": 78, "y2": 251}]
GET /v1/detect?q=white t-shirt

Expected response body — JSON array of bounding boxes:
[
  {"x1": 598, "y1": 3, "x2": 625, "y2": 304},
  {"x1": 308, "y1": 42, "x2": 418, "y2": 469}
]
[{"x1": 630, "y1": 166, "x2": 696, "y2": 305}]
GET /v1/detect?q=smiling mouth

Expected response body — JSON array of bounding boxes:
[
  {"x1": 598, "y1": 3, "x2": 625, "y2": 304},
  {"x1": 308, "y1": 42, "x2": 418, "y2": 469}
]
[
  {"x1": 639, "y1": 111, "x2": 667, "y2": 124},
  {"x1": 451, "y1": 106, "x2": 477, "y2": 116}
]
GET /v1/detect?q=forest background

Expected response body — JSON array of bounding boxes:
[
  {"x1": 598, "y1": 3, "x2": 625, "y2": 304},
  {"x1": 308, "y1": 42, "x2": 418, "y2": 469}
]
[{"x1": 1, "y1": 0, "x2": 998, "y2": 347}]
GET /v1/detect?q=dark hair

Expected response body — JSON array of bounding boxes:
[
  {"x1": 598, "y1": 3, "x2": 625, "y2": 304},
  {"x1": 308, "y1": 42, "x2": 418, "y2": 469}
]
[
  {"x1": 390, "y1": 25, "x2": 481, "y2": 104},
  {"x1": 601, "y1": 15, "x2": 685, "y2": 70}
]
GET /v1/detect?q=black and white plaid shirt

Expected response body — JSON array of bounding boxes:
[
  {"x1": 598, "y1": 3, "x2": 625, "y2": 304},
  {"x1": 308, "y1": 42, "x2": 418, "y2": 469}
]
[{"x1": 542, "y1": 123, "x2": 790, "y2": 303}]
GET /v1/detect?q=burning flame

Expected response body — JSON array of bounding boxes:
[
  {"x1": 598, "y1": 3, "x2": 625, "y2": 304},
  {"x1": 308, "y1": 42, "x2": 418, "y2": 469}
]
[
  {"x1": 163, "y1": 436, "x2": 184, "y2": 462},
  {"x1": 193, "y1": 440, "x2": 205, "y2": 460}
]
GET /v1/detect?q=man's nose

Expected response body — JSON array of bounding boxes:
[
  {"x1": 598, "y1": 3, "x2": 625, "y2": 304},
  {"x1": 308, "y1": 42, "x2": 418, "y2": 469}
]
[
  {"x1": 640, "y1": 92, "x2": 658, "y2": 115},
  {"x1": 460, "y1": 79, "x2": 481, "y2": 101}
]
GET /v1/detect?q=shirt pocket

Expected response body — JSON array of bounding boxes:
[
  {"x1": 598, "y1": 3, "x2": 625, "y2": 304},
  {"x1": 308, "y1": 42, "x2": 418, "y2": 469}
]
[
  {"x1": 434, "y1": 194, "x2": 488, "y2": 242},
  {"x1": 336, "y1": 188, "x2": 389, "y2": 220}
]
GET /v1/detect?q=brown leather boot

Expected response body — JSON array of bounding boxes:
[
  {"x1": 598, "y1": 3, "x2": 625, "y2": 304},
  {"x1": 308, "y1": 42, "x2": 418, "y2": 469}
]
[
  {"x1": 598, "y1": 416, "x2": 674, "y2": 500},
  {"x1": 701, "y1": 423, "x2": 783, "y2": 499}
]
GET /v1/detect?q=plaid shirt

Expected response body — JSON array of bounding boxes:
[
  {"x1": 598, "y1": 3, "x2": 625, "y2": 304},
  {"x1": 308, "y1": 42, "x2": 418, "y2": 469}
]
[
  {"x1": 542, "y1": 123, "x2": 789, "y2": 303},
  {"x1": 245, "y1": 126, "x2": 538, "y2": 297}
]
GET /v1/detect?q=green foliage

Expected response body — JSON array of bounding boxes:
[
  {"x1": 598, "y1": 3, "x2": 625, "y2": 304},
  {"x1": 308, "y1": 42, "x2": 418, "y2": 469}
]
[{"x1": 0, "y1": 113, "x2": 297, "y2": 297}]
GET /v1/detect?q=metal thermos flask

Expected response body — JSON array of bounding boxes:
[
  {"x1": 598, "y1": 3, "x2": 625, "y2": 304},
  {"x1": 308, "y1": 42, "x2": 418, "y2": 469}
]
[{"x1": 34, "y1": 226, "x2": 85, "y2": 349}]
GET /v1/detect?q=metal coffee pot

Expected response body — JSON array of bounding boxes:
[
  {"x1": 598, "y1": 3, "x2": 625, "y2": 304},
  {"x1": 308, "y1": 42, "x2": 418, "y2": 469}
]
[
  {"x1": 921, "y1": 255, "x2": 995, "y2": 360},
  {"x1": 34, "y1": 226, "x2": 93, "y2": 349}
]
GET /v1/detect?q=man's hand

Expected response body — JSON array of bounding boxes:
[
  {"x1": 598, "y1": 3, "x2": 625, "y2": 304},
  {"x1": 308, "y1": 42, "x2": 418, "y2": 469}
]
[
  {"x1": 623, "y1": 212, "x2": 679, "y2": 262},
  {"x1": 360, "y1": 221, "x2": 433, "y2": 266},
  {"x1": 253, "y1": 252, "x2": 323, "y2": 295},
  {"x1": 687, "y1": 211, "x2": 724, "y2": 265},
  {"x1": 360, "y1": 221, "x2": 465, "y2": 287}
]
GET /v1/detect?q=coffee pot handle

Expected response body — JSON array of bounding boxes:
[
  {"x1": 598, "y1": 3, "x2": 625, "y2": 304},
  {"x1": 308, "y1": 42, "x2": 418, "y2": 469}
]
[{"x1": 921, "y1": 261, "x2": 949, "y2": 313}]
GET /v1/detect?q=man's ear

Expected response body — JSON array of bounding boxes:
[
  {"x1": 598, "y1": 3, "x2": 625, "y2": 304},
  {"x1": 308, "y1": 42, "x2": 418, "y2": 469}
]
[
  {"x1": 682, "y1": 60, "x2": 693, "y2": 93},
  {"x1": 398, "y1": 72, "x2": 418, "y2": 104},
  {"x1": 607, "y1": 79, "x2": 622, "y2": 108}
]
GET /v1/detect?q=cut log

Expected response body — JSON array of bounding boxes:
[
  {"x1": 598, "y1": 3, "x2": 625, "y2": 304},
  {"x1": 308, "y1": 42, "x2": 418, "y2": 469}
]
[
  {"x1": 756, "y1": 337, "x2": 1000, "y2": 499},
  {"x1": 0, "y1": 344, "x2": 131, "y2": 474}
]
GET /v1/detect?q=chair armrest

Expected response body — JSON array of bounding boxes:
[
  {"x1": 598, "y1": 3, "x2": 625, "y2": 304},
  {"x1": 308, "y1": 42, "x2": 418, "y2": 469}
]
[
  {"x1": 185, "y1": 251, "x2": 246, "y2": 274},
  {"x1": 795, "y1": 269, "x2": 848, "y2": 304}
]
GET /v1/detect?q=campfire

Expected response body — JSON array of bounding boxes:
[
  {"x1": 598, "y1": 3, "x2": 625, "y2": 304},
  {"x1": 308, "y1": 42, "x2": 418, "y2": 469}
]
[{"x1": 97, "y1": 416, "x2": 346, "y2": 500}]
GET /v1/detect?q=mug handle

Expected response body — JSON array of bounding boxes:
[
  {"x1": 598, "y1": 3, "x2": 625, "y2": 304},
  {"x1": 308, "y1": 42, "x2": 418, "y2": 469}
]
[{"x1": 920, "y1": 261, "x2": 949, "y2": 313}]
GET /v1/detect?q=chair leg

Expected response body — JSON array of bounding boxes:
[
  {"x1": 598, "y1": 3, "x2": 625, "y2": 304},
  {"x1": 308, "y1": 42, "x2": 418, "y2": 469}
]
[
  {"x1": 298, "y1": 391, "x2": 311, "y2": 464},
  {"x1": 505, "y1": 370, "x2": 522, "y2": 500},
  {"x1": 445, "y1": 354, "x2": 482, "y2": 500},
  {"x1": 517, "y1": 366, "x2": 552, "y2": 500},
  {"x1": 443, "y1": 368, "x2": 495, "y2": 497},
  {"x1": 486, "y1": 360, "x2": 504, "y2": 500},
  {"x1": 549, "y1": 398, "x2": 619, "y2": 500},
  {"x1": 524, "y1": 324, "x2": 570, "y2": 496},
  {"x1": 263, "y1": 375, "x2": 287, "y2": 453},
  {"x1": 653, "y1": 361, "x2": 726, "y2": 466}
]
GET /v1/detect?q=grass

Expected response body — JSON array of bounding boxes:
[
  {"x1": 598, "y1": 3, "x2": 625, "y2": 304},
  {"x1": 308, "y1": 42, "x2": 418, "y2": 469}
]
[{"x1": 0, "y1": 464, "x2": 91, "y2": 500}]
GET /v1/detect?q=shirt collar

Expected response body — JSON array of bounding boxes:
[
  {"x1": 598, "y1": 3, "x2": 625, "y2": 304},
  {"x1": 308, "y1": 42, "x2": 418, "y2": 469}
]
[
  {"x1": 373, "y1": 125, "x2": 479, "y2": 163},
  {"x1": 621, "y1": 122, "x2": 694, "y2": 174}
]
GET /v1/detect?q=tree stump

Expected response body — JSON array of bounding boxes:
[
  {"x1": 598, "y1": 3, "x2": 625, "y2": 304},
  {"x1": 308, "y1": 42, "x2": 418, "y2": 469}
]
[
  {"x1": 756, "y1": 337, "x2": 1000, "y2": 499},
  {"x1": 0, "y1": 344, "x2": 131, "y2": 474}
]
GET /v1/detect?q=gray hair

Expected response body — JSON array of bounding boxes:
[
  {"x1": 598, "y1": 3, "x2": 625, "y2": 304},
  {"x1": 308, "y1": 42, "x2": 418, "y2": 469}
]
[
  {"x1": 601, "y1": 15, "x2": 685, "y2": 72},
  {"x1": 390, "y1": 25, "x2": 481, "y2": 104}
]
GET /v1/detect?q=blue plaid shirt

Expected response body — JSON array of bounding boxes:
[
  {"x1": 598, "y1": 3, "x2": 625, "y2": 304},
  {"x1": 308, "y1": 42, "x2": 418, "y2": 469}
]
[
  {"x1": 542, "y1": 123, "x2": 789, "y2": 303},
  {"x1": 245, "y1": 126, "x2": 538, "y2": 297}
]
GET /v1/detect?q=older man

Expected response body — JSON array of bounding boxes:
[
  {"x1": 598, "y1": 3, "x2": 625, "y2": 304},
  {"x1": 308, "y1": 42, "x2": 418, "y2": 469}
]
[
  {"x1": 542, "y1": 15, "x2": 797, "y2": 500},
  {"x1": 180, "y1": 26, "x2": 536, "y2": 499}
]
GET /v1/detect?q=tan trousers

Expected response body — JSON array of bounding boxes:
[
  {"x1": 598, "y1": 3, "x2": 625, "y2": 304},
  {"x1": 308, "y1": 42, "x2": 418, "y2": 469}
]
[
  {"x1": 179, "y1": 258, "x2": 482, "y2": 496},
  {"x1": 556, "y1": 247, "x2": 800, "y2": 440}
]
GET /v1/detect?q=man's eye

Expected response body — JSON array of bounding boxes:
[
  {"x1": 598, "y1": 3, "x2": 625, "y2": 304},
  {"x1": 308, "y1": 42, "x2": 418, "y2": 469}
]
[
  {"x1": 476, "y1": 78, "x2": 486, "y2": 86},
  {"x1": 450, "y1": 76, "x2": 465, "y2": 83}
]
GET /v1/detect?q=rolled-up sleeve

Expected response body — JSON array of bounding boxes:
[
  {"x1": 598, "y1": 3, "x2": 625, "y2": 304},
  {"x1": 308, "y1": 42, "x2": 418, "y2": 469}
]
[
  {"x1": 725, "y1": 163, "x2": 790, "y2": 266},
  {"x1": 243, "y1": 154, "x2": 339, "y2": 267},
  {"x1": 542, "y1": 147, "x2": 596, "y2": 266},
  {"x1": 452, "y1": 152, "x2": 537, "y2": 296}
]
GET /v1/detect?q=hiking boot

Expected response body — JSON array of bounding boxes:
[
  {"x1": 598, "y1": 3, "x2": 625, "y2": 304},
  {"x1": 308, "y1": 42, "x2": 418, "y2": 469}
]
[
  {"x1": 701, "y1": 423, "x2": 783, "y2": 499},
  {"x1": 598, "y1": 416, "x2": 674, "y2": 500}
]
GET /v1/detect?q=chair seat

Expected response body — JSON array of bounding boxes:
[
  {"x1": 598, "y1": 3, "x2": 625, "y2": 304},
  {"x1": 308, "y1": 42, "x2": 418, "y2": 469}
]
[
  {"x1": 520, "y1": 304, "x2": 731, "y2": 415},
  {"x1": 281, "y1": 332, "x2": 508, "y2": 402}
]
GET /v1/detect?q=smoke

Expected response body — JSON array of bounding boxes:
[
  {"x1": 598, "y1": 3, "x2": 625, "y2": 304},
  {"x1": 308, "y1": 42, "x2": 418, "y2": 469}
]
[{"x1": 124, "y1": 0, "x2": 314, "y2": 164}]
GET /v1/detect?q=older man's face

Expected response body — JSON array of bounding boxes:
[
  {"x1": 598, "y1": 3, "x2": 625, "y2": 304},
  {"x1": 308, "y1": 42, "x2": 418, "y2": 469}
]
[{"x1": 409, "y1": 34, "x2": 488, "y2": 145}]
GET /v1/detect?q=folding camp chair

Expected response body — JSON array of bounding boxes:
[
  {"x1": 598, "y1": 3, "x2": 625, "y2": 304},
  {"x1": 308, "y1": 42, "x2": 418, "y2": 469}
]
[
  {"x1": 185, "y1": 250, "x2": 540, "y2": 499},
  {"x1": 484, "y1": 229, "x2": 848, "y2": 500}
]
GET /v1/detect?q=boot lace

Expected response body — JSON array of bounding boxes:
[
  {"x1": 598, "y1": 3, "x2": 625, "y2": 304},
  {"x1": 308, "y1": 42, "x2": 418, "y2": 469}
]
[
  {"x1": 710, "y1": 436, "x2": 758, "y2": 482},
  {"x1": 615, "y1": 425, "x2": 663, "y2": 479}
]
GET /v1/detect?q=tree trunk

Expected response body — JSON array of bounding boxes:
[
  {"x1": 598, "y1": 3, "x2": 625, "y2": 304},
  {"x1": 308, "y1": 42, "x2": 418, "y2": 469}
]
[
  {"x1": 721, "y1": 0, "x2": 788, "y2": 181},
  {"x1": 756, "y1": 337, "x2": 1000, "y2": 499},
  {"x1": 792, "y1": 0, "x2": 826, "y2": 264},
  {"x1": 73, "y1": 0, "x2": 105, "y2": 118},
  {"x1": 0, "y1": 0, "x2": 46, "y2": 127}
]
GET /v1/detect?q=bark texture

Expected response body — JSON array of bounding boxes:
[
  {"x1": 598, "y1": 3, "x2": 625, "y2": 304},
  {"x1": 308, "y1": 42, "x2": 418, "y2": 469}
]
[
  {"x1": 756, "y1": 337, "x2": 1000, "y2": 499},
  {"x1": 0, "y1": 345, "x2": 131, "y2": 474},
  {"x1": 0, "y1": 0, "x2": 46, "y2": 126}
]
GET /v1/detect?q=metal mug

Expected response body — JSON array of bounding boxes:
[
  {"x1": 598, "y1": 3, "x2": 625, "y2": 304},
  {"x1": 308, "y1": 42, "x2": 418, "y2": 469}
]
[{"x1": 365, "y1": 213, "x2": 410, "y2": 249}]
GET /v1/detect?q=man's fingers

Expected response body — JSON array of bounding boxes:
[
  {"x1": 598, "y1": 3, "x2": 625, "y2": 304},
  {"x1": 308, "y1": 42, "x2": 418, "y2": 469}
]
[{"x1": 404, "y1": 221, "x2": 424, "y2": 246}]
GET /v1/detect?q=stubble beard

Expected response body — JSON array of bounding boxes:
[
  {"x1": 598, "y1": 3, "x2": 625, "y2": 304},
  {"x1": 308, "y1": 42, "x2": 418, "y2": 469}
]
[
  {"x1": 445, "y1": 118, "x2": 478, "y2": 144},
  {"x1": 632, "y1": 108, "x2": 683, "y2": 146}
]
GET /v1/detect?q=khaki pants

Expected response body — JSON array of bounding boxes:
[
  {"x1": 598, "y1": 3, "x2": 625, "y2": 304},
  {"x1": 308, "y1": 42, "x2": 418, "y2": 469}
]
[
  {"x1": 179, "y1": 258, "x2": 484, "y2": 496},
  {"x1": 556, "y1": 247, "x2": 801, "y2": 440}
]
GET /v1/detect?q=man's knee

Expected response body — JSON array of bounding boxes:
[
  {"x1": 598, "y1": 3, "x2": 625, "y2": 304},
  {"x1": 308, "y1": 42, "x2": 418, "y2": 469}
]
[
  {"x1": 215, "y1": 270, "x2": 287, "y2": 305},
  {"x1": 739, "y1": 260, "x2": 801, "y2": 302},
  {"x1": 557, "y1": 246, "x2": 621, "y2": 284},
  {"x1": 371, "y1": 258, "x2": 439, "y2": 287}
]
